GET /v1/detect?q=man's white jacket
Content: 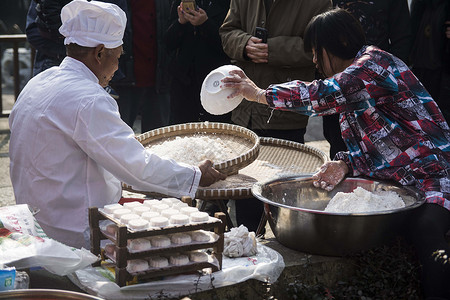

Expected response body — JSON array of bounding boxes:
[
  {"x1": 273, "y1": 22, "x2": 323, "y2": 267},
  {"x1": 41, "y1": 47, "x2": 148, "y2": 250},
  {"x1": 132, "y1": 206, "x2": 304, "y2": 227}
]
[{"x1": 9, "y1": 57, "x2": 201, "y2": 249}]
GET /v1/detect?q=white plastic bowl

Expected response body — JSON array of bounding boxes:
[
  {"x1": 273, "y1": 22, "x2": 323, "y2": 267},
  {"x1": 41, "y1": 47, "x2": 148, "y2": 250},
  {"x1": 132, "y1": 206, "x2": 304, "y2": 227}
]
[{"x1": 200, "y1": 65, "x2": 244, "y2": 115}]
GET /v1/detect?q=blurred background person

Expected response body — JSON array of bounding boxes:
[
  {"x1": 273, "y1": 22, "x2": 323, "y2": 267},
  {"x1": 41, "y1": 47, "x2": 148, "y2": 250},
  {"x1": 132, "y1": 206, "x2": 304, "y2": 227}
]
[
  {"x1": 110, "y1": 0, "x2": 172, "y2": 133},
  {"x1": 25, "y1": 0, "x2": 70, "y2": 76},
  {"x1": 26, "y1": 0, "x2": 128, "y2": 76},
  {"x1": 333, "y1": 0, "x2": 412, "y2": 64},
  {"x1": 164, "y1": 0, "x2": 231, "y2": 125},
  {"x1": 323, "y1": 0, "x2": 413, "y2": 159},
  {"x1": 219, "y1": 0, "x2": 331, "y2": 233},
  {"x1": 410, "y1": 0, "x2": 450, "y2": 123},
  {"x1": 0, "y1": 0, "x2": 30, "y2": 34}
]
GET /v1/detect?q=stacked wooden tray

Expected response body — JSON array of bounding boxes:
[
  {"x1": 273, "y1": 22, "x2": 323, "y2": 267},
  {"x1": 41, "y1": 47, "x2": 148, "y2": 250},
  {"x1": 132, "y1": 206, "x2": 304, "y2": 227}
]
[{"x1": 89, "y1": 202, "x2": 226, "y2": 287}]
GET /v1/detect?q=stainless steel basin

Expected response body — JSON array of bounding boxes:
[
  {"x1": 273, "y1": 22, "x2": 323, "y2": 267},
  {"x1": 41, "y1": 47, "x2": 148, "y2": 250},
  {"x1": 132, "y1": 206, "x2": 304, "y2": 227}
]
[
  {"x1": 0, "y1": 289, "x2": 104, "y2": 299},
  {"x1": 251, "y1": 175, "x2": 425, "y2": 256}
]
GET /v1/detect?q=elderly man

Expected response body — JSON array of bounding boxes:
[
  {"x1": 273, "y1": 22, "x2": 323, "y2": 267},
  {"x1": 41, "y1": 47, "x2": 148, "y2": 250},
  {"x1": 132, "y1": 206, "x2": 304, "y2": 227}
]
[{"x1": 9, "y1": 0, "x2": 225, "y2": 249}]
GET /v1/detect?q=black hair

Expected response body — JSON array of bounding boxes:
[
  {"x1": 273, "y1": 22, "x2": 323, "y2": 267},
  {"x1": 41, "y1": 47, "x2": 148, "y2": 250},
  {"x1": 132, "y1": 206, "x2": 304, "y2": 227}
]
[
  {"x1": 304, "y1": 8, "x2": 366, "y2": 76},
  {"x1": 66, "y1": 43, "x2": 119, "y2": 59},
  {"x1": 66, "y1": 43, "x2": 95, "y2": 58}
]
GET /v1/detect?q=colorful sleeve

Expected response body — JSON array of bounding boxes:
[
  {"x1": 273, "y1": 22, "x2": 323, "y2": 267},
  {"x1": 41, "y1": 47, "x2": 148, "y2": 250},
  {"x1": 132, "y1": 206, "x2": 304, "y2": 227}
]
[
  {"x1": 265, "y1": 51, "x2": 402, "y2": 116},
  {"x1": 265, "y1": 70, "x2": 375, "y2": 117},
  {"x1": 334, "y1": 151, "x2": 359, "y2": 177}
]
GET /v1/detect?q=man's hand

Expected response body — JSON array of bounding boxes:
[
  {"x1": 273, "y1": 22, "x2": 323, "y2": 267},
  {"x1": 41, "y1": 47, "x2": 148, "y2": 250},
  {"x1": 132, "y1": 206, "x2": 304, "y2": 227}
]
[
  {"x1": 311, "y1": 160, "x2": 349, "y2": 191},
  {"x1": 183, "y1": 7, "x2": 208, "y2": 26},
  {"x1": 198, "y1": 160, "x2": 227, "y2": 187},
  {"x1": 245, "y1": 37, "x2": 268, "y2": 63}
]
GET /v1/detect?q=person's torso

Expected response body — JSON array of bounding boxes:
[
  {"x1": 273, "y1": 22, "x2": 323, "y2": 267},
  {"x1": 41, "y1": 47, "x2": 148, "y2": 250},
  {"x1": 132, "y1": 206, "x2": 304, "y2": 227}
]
[
  {"x1": 167, "y1": 0, "x2": 231, "y2": 84},
  {"x1": 9, "y1": 59, "x2": 121, "y2": 248},
  {"x1": 230, "y1": 0, "x2": 331, "y2": 129},
  {"x1": 338, "y1": 47, "x2": 450, "y2": 185}
]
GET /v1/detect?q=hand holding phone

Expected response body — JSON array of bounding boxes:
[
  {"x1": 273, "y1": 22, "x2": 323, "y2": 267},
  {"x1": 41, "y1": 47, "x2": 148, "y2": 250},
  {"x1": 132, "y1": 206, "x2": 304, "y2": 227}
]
[
  {"x1": 255, "y1": 27, "x2": 268, "y2": 43},
  {"x1": 181, "y1": 0, "x2": 197, "y2": 12}
]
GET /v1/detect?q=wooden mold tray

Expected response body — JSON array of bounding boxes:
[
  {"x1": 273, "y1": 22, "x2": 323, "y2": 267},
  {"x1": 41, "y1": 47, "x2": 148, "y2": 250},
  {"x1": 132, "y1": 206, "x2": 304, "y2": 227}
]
[{"x1": 89, "y1": 207, "x2": 225, "y2": 287}]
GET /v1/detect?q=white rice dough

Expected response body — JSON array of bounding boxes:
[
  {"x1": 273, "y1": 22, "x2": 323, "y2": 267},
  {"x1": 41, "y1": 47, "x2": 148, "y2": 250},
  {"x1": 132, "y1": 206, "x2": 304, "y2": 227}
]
[
  {"x1": 169, "y1": 254, "x2": 190, "y2": 266},
  {"x1": 128, "y1": 238, "x2": 152, "y2": 252},
  {"x1": 127, "y1": 259, "x2": 149, "y2": 273},
  {"x1": 148, "y1": 256, "x2": 169, "y2": 268},
  {"x1": 170, "y1": 233, "x2": 192, "y2": 245},
  {"x1": 190, "y1": 212, "x2": 210, "y2": 223},
  {"x1": 150, "y1": 235, "x2": 171, "y2": 247},
  {"x1": 325, "y1": 187, "x2": 406, "y2": 213}
]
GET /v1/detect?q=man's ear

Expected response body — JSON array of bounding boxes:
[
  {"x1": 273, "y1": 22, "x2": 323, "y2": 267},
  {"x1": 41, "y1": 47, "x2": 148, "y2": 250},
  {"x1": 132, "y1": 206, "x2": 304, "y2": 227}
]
[{"x1": 94, "y1": 44, "x2": 105, "y2": 63}]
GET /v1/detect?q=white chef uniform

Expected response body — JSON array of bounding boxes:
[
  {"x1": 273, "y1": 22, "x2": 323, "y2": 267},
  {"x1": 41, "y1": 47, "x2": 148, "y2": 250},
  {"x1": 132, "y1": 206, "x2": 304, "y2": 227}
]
[{"x1": 9, "y1": 57, "x2": 201, "y2": 249}]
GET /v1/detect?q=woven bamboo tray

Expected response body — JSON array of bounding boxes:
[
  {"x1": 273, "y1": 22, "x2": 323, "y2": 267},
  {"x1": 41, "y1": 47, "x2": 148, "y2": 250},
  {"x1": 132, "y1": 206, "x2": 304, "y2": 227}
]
[
  {"x1": 122, "y1": 122, "x2": 260, "y2": 195},
  {"x1": 136, "y1": 122, "x2": 260, "y2": 175},
  {"x1": 195, "y1": 137, "x2": 329, "y2": 200}
]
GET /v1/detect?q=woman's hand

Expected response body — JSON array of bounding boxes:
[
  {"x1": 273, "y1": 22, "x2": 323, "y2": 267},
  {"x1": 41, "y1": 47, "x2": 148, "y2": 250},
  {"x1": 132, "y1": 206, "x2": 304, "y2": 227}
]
[
  {"x1": 312, "y1": 160, "x2": 349, "y2": 191},
  {"x1": 198, "y1": 160, "x2": 227, "y2": 187},
  {"x1": 183, "y1": 7, "x2": 208, "y2": 26},
  {"x1": 221, "y1": 70, "x2": 267, "y2": 104}
]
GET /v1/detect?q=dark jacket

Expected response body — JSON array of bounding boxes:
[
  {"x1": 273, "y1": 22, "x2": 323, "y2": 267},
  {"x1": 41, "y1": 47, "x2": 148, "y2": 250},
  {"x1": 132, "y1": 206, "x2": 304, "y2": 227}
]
[
  {"x1": 219, "y1": 0, "x2": 331, "y2": 130},
  {"x1": 333, "y1": 0, "x2": 412, "y2": 64},
  {"x1": 113, "y1": 0, "x2": 172, "y2": 93},
  {"x1": 410, "y1": 0, "x2": 450, "y2": 71},
  {"x1": 164, "y1": 0, "x2": 230, "y2": 86}
]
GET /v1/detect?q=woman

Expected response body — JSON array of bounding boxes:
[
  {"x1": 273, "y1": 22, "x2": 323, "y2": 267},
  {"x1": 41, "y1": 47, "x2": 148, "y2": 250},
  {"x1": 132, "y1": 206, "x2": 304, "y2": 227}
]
[
  {"x1": 164, "y1": 0, "x2": 231, "y2": 125},
  {"x1": 223, "y1": 8, "x2": 450, "y2": 299}
]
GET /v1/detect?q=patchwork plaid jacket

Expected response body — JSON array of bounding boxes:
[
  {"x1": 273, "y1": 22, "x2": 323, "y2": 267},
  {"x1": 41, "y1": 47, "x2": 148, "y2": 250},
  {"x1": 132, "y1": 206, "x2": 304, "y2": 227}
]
[{"x1": 266, "y1": 45, "x2": 450, "y2": 209}]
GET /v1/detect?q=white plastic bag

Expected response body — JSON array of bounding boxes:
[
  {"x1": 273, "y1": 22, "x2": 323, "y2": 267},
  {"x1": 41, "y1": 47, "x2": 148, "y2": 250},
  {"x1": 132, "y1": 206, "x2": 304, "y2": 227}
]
[
  {"x1": 69, "y1": 243, "x2": 285, "y2": 300},
  {"x1": 0, "y1": 204, "x2": 98, "y2": 276}
]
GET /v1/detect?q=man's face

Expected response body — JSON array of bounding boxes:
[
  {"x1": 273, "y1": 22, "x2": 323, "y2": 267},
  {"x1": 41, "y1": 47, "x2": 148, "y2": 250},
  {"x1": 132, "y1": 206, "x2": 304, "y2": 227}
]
[{"x1": 98, "y1": 45, "x2": 123, "y2": 87}]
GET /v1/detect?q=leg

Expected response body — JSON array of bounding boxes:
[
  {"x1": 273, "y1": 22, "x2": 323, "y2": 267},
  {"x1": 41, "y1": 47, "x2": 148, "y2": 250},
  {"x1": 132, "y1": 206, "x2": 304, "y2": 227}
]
[
  {"x1": 113, "y1": 85, "x2": 139, "y2": 128},
  {"x1": 252, "y1": 128, "x2": 307, "y2": 144},
  {"x1": 169, "y1": 78, "x2": 202, "y2": 125},
  {"x1": 233, "y1": 128, "x2": 306, "y2": 235},
  {"x1": 140, "y1": 87, "x2": 170, "y2": 132},
  {"x1": 405, "y1": 203, "x2": 450, "y2": 299},
  {"x1": 234, "y1": 197, "x2": 265, "y2": 234},
  {"x1": 322, "y1": 114, "x2": 347, "y2": 159}
]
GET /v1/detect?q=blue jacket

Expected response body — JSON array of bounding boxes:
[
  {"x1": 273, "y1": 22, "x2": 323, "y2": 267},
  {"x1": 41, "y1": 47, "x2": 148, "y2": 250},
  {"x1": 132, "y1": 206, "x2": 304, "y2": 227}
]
[{"x1": 26, "y1": 0, "x2": 128, "y2": 76}]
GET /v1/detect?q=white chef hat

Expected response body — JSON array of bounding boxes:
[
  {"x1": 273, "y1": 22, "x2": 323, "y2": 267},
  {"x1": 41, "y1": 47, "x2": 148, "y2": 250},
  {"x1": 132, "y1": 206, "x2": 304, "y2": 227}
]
[{"x1": 59, "y1": 0, "x2": 126, "y2": 49}]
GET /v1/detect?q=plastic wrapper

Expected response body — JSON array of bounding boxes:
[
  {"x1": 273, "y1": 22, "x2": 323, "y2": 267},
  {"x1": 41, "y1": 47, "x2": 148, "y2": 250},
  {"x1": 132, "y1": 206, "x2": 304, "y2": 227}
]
[
  {"x1": 223, "y1": 225, "x2": 257, "y2": 257},
  {"x1": 68, "y1": 242, "x2": 285, "y2": 300},
  {"x1": 0, "y1": 204, "x2": 98, "y2": 276}
]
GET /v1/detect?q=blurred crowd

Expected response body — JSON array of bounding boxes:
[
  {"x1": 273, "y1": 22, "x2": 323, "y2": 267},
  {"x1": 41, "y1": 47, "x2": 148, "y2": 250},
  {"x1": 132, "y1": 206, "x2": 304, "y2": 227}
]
[{"x1": 0, "y1": 0, "x2": 446, "y2": 142}]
